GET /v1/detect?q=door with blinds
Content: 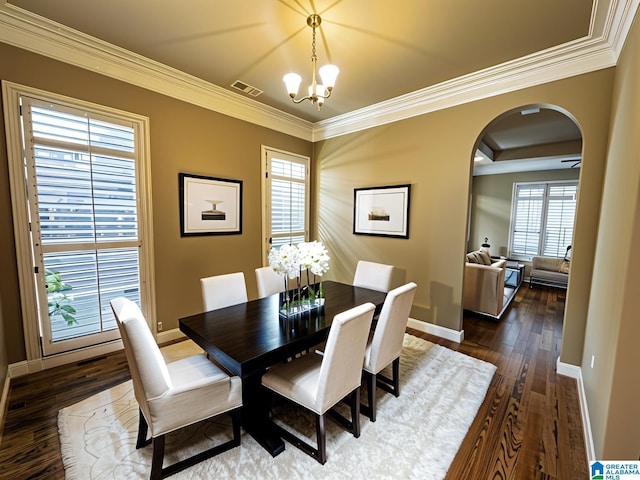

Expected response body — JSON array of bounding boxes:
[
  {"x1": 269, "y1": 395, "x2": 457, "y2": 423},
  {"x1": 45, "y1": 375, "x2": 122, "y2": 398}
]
[
  {"x1": 262, "y1": 147, "x2": 309, "y2": 262},
  {"x1": 19, "y1": 97, "x2": 146, "y2": 356}
]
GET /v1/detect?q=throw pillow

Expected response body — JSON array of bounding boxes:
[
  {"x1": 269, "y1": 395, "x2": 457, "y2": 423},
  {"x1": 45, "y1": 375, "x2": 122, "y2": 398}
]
[
  {"x1": 478, "y1": 250, "x2": 492, "y2": 265},
  {"x1": 466, "y1": 253, "x2": 477, "y2": 263},
  {"x1": 559, "y1": 261, "x2": 570, "y2": 274}
]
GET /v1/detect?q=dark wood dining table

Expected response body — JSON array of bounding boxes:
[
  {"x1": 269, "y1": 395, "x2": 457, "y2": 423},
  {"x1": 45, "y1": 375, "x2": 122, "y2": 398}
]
[{"x1": 179, "y1": 280, "x2": 387, "y2": 457}]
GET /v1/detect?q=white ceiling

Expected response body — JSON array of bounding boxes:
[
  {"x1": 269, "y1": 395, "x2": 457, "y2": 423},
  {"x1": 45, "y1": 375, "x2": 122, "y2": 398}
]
[{"x1": 1, "y1": 0, "x2": 637, "y2": 170}]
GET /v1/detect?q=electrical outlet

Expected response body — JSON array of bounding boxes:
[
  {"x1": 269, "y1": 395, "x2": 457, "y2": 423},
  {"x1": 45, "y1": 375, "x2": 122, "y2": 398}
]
[
  {"x1": 591, "y1": 354, "x2": 595, "y2": 368},
  {"x1": 158, "y1": 322, "x2": 163, "y2": 332}
]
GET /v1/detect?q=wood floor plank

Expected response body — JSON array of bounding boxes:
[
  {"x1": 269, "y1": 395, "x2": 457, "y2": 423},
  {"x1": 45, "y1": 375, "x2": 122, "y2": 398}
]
[{"x1": 0, "y1": 284, "x2": 588, "y2": 479}]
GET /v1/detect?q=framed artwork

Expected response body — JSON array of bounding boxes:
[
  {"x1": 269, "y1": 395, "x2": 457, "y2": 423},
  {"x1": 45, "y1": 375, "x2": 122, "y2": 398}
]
[
  {"x1": 353, "y1": 184, "x2": 411, "y2": 238},
  {"x1": 179, "y1": 173, "x2": 242, "y2": 236}
]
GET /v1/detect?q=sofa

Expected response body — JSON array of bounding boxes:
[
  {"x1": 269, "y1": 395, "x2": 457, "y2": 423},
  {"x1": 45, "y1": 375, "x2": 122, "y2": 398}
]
[
  {"x1": 530, "y1": 256, "x2": 569, "y2": 289},
  {"x1": 463, "y1": 249, "x2": 507, "y2": 317}
]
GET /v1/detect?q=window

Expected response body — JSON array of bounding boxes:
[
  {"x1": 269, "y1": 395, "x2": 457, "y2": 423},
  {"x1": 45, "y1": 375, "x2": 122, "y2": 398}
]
[
  {"x1": 509, "y1": 181, "x2": 577, "y2": 259},
  {"x1": 3, "y1": 82, "x2": 154, "y2": 358},
  {"x1": 261, "y1": 147, "x2": 309, "y2": 263}
]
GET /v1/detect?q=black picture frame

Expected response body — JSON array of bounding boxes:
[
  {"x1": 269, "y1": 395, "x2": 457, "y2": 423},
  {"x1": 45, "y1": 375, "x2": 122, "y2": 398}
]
[
  {"x1": 179, "y1": 173, "x2": 242, "y2": 236},
  {"x1": 353, "y1": 184, "x2": 411, "y2": 238}
]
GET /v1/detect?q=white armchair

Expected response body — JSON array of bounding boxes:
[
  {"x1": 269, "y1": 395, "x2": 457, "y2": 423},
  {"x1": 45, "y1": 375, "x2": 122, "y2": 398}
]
[
  {"x1": 110, "y1": 297, "x2": 242, "y2": 480},
  {"x1": 463, "y1": 256, "x2": 507, "y2": 317}
]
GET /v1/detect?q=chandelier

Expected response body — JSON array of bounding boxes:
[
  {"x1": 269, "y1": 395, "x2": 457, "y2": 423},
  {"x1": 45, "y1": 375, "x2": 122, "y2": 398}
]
[{"x1": 283, "y1": 14, "x2": 339, "y2": 110}]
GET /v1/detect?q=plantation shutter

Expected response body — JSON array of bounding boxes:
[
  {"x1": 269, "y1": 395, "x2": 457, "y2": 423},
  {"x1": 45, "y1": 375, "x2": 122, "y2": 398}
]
[
  {"x1": 542, "y1": 183, "x2": 577, "y2": 257},
  {"x1": 264, "y1": 148, "x2": 309, "y2": 251},
  {"x1": 511, "y1": 184, "x2": 544, "y2": 256},
  {"x1": 24, "y1": 98, "x2": 141, "y2": 351},
  {"x1": 509, "y1": 181, "x2": 577, "y2": 259}
]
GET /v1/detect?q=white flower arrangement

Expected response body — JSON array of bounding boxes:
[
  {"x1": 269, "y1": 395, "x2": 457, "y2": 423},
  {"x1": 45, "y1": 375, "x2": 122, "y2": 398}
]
[
  {"x1": 268, "y1": 241, "x2": 330, "y2": 279},
  {"x1": 268, "y1": 243, "x2": 302, "y2": 279},
  {"x1": 297, "y1": 240, "x2": 330, "y2": 276},
  {"x1": 268, "y1": 241, "x2": 330, "y2": 314}
]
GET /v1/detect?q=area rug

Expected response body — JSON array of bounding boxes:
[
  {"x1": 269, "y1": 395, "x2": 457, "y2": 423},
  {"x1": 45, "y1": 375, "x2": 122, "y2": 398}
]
[{"x1": 58, "y1": 334, "x2": 496, "y2": 479}]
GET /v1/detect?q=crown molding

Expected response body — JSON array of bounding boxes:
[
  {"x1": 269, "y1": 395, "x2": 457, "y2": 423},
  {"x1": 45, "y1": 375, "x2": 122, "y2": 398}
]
[
  {"x1": 1, "y1": 1, "x2": 637, "y2": 142},
  {"x1": 0, "y1": 2, "x2": 313, "y2": 141},
  {"x1": 314, "y1": 0, "x2": 640, "y2": 140},
  {"x1": 313, "y1": 37, "x2": 617, "y2": 140}
]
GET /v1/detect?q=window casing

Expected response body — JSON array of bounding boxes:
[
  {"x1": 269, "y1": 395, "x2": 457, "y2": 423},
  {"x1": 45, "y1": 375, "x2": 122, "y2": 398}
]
[
  {"x1": 509, "y1": 181, "x2": 578, "y2": 259},
  {"x1": 3, "y1": 81, "x2": 155, "y2": 360},
  {"x1": 261, "y1": 146, "x2": 309, "y2": 263}
]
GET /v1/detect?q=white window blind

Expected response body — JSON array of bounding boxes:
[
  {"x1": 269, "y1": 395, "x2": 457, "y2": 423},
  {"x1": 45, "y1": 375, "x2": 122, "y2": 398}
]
[{"x1": 509, "y1": 181, "x2": 577, "y2": 259}]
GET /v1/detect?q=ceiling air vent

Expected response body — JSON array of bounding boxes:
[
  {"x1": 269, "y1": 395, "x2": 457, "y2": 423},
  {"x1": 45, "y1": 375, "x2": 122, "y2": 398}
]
[{"x1": 231, "y1": 80, "x2": 263, "y2": 97}]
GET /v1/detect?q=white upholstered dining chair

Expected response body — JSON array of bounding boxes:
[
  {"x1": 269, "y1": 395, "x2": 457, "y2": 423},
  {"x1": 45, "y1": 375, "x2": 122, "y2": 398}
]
[
  {"x1": 353, "y1": 260, "x2": 394, "y2": 292},
  {"x1": 110, "y1": 297, "x2": 242, "y2": 480},
  {"x1": 200, "y1": 271, "x2": 248, "y2": 311},
  {"x1": 261, "y1": 302, "x2": 376, "y2": 464},
  {"x1": 255, "y1": 266, "x2": 286, "y2": 299},
  {"x1": 361, "y1": 282, "x2": 417, "y2": 421}
]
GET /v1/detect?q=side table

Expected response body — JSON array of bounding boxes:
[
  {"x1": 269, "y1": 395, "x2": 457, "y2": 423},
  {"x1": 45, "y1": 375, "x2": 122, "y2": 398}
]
[{"x1": 505, "y1": 262, "x2": 525, "y2": 288}]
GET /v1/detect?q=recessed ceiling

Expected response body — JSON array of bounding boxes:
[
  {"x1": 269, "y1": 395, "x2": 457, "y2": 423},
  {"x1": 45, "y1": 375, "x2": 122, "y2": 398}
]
[{"x1": 473, "y1": 108, "x2": 582, "y2": 176}]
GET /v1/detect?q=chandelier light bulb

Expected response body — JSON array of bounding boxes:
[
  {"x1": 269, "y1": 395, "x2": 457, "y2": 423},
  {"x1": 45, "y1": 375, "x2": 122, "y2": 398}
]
[
  {"x1": 283, "y1": 73, "x2": 302, "y2": 98},
  {"x1": 319, "y1": 64, "x2": 339, "y2": 90},
  {"x1": 283, "y1": 14, "x2": 339, "y2": 109}
]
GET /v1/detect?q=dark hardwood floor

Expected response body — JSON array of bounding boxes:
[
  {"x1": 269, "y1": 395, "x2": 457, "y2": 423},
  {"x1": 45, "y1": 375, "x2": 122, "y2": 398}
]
[{"x1": 0, "y1": 284, "x2": 587, "y2": 479}]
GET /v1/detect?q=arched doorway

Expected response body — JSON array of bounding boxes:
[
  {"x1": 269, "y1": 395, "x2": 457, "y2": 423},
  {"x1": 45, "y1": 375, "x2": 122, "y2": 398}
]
[{"x1": 465, "y1": 105, "x2": 582, "y2": 318}]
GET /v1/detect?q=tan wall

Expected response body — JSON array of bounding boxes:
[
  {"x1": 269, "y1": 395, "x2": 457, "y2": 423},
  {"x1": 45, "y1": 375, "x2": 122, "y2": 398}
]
[
  {"x1": 469, "y1": 169, "x2": 581, "y2": 276},
  {"x1": 0, "y1": 43, "x2": 312, "y2": 364},
  {"x1": 581, "y1": 10, "x2": 640, "y2": 458},
  {"x1": 314, "y1": 70, "x2": 614, "y2": 352}
]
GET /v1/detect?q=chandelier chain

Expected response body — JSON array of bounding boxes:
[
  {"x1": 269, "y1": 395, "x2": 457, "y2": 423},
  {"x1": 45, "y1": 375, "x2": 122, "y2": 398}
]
[{"x1": 311, "y1": 22, "x2": 317, "y2": 62}]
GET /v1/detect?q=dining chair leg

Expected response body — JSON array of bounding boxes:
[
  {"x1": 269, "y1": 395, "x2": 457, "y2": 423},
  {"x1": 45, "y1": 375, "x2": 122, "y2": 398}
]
[
  {"x1": 350, "y1": 386, "x2": 361, "y2": 437},
  {"x1": 231, "y1": 408, "x2": 242, "y2": 445},
  {"x1": 136, "y1": 409, "x2": 151, "y2": 448},
  {"x1": 367, "y1": 372, "x2": 377, "y2": 422},
  {"x1": 150, "y1": 435, "x2": 165, "y2": 480},
  {"x1": 316, "y1": 413, "x2": 327, "y2": 465},
  {"x1": 391, "y1": 357, "x2": 400, "y2": 396},
  {"x1": 375, "y1": 357, "x2": 401, "y2": 397}
]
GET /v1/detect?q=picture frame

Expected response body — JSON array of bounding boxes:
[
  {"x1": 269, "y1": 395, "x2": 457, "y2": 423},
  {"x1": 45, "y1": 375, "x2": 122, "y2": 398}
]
[
  {"x1": 179, "y1": 173, "x2": 242, "y2": 236},
  {"x1": 353, "y1": 184, "x2": 411, "y2": 238}
]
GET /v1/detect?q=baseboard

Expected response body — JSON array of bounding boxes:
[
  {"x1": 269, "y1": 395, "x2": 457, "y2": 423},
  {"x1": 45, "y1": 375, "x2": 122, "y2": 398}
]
[
  {"x1": 7, "y1": 328, "x2": 186, "y2": 379},
  {"x1": 0, "y1": 370, "x2": 10, "y2": 445},
  {"x1": 8, "y1": 360, "x2": 30, "y2": 378},
  {"x1": 407, "y1": 318, "x2": 464, "y2": 343},
  {"x1": 557, "y1": 358, "x2": 596, "y2": 461},
  {"x1": 8, "y1": 340, "x2": 124, "y2": 378},
  {"x1": 157, "y1": 328, "x2": 186, "y2": 344}
]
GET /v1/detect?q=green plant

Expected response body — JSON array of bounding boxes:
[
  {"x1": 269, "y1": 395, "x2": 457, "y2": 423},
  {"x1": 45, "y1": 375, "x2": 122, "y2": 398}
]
[{"x1": 45, "y1": 268, "x2": 77, "y2": 326}]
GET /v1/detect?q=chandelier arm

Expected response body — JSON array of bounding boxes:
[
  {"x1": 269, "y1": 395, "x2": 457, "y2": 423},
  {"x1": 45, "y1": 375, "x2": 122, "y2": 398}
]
[
  {"x1": 316, "y1": 89, "x2": 333, "y2": 100},
  {"x1": 290, "y1": 95, "x2": 314, "y2": 104}
]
